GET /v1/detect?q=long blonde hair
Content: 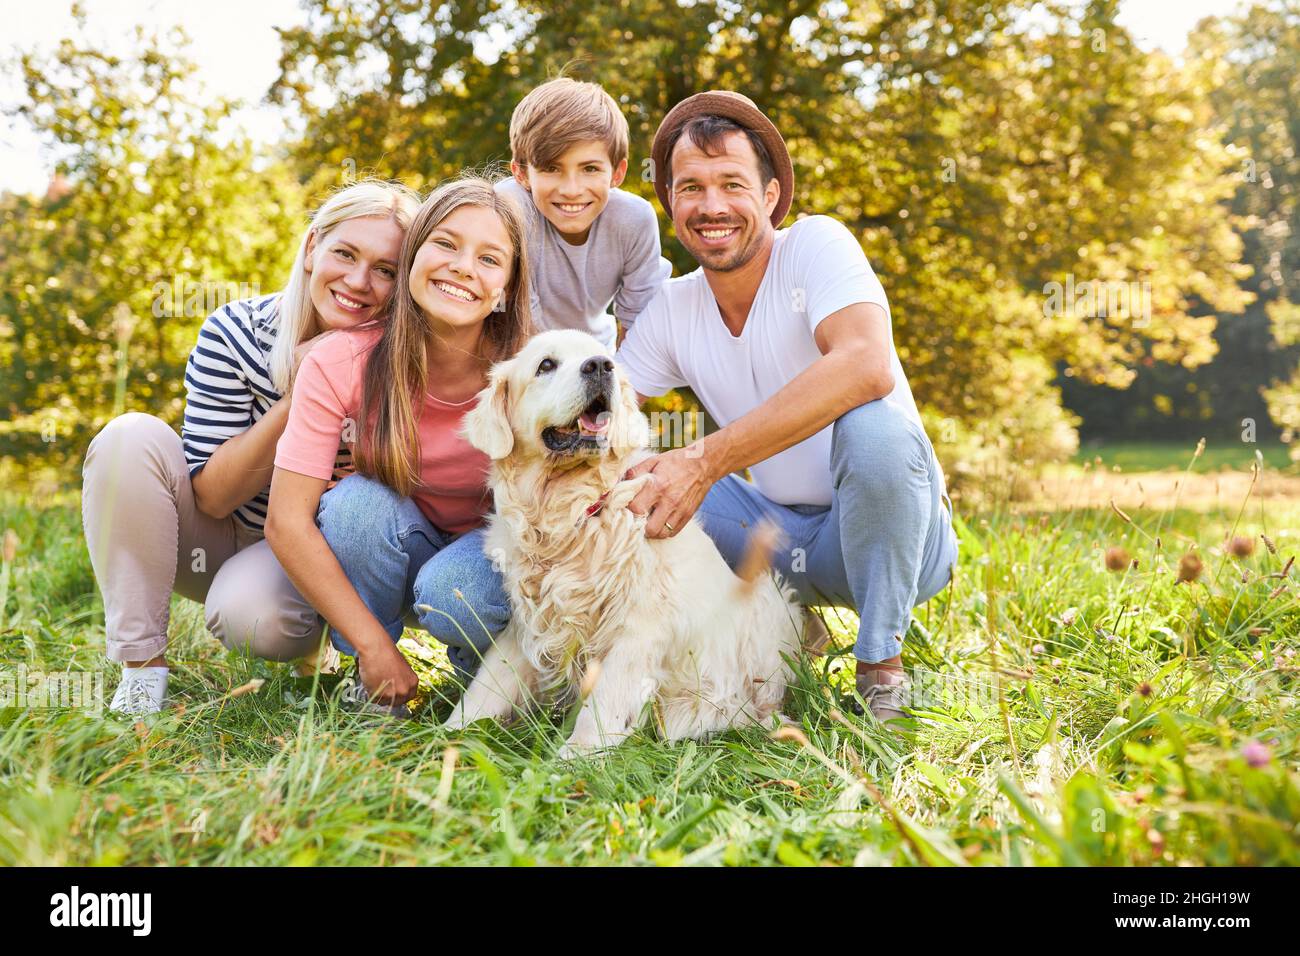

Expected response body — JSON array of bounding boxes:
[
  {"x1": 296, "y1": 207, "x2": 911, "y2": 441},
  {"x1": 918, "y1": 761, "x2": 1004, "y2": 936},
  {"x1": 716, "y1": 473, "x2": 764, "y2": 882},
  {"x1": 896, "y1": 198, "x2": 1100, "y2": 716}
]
[
  {"x1": 270, "y1": 178, "x2": 421, "y2": 393},
  {"x1": 356, "y1": 174, "x2": 533, "y2": 494}
]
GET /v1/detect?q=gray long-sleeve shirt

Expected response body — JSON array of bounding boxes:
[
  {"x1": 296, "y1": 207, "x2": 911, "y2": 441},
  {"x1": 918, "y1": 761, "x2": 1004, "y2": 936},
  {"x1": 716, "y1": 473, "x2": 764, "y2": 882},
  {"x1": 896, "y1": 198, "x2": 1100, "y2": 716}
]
[{"x1": 496, "y1": 177, "x2": 672, "y2": 351}]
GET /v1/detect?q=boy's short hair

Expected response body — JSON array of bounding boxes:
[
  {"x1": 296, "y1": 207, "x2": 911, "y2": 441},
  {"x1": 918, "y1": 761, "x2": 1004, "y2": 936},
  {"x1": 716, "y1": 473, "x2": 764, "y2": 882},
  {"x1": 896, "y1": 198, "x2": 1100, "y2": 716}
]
[{"x1": 509, "y1": 77, "x2": 630, "y2": 170}]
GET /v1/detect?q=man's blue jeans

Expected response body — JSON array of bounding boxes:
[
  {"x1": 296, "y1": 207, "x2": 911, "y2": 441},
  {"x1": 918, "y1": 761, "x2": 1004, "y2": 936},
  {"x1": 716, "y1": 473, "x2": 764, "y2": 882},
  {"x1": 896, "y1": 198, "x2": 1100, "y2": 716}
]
[
  {"x1": 695, "y1": 399, "x2": 959, "y2": 663},
  {"x1": 316, "y1": 474, "x2": 509, "y2": 677}
]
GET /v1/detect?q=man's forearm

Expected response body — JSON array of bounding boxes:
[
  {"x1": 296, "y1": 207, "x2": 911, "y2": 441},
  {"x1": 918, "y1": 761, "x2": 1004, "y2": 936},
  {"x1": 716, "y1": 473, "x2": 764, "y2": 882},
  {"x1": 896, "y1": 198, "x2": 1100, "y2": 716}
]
[{"x1": 702, "y1": 348, "x2": 890, "y2": 481}]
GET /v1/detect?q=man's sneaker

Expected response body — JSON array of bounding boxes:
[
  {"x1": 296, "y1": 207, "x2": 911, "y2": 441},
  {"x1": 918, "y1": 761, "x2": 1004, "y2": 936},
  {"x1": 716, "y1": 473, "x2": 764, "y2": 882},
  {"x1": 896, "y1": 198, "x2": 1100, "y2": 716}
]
[
  {"x1": 337, "y1": 676, "x2": 411, "y2": 719},
  {"x1": 853, "y1": 670, "x2": 911, "y2": 724},
  {"x1": 108, "y1": 666, "x2": 168, "y2": 717}
]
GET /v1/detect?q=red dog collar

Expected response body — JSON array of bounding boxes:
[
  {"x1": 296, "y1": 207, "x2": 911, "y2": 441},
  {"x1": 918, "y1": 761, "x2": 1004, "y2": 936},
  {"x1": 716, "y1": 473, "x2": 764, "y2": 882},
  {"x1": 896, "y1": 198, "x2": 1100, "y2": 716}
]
[{"x1": 575, "y1": 490, "x2": 612, "y2": 529}]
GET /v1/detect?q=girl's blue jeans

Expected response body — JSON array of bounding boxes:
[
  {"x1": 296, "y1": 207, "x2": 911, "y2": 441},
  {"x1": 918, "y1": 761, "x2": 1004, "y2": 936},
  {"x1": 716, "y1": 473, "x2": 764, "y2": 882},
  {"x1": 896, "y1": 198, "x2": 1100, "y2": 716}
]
[{"x1": 317, "y1": 474, "x2": 509, "y2": 677}]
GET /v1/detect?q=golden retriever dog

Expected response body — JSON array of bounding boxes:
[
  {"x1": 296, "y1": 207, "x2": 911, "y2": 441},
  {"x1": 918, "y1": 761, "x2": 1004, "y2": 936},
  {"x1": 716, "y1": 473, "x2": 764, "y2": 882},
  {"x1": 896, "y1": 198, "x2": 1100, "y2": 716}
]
[{"x1": 446, "y1": 329, "x2": 805, "y2": 756}]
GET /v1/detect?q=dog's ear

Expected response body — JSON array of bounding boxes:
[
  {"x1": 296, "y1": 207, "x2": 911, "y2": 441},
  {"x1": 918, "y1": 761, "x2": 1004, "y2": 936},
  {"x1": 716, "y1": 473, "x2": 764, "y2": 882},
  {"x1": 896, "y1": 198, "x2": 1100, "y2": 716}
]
[
  {"x1": 610, "y1": 369, "x2": 651, "y2": 458},
  {"x1": 462, "y1": 365, "x2": 514, "y2": 460}
]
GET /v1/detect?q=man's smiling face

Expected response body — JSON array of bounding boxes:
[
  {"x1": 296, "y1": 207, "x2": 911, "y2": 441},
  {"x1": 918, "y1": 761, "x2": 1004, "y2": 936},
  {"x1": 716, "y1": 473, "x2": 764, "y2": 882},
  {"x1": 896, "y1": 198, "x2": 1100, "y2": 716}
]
[{"x1": 668, "y1": 129, "x2": 779, "y2": 273}]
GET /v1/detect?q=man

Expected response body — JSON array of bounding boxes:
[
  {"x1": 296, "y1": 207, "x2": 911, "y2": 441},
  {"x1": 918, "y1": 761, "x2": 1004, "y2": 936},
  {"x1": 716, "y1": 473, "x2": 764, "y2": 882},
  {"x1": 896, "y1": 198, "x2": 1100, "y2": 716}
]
[{"x1": 615, "y1": 91, "x2": 959, "y2": 723}]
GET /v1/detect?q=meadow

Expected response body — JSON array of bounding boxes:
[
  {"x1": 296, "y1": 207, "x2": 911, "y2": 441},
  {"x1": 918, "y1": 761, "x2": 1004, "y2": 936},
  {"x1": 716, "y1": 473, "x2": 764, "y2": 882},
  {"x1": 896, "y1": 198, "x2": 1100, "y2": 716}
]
[
  {"x1": 0, "y1": 445, "x2": 1296, "y2": 866},
  {"x1": 1072, "y1": 441, "x2": 1296, "y2": 474}
]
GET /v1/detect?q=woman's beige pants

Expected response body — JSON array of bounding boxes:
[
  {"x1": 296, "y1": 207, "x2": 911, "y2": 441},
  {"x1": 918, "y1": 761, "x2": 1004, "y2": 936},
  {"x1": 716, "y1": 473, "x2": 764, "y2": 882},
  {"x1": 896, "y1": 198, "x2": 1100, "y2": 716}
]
[{"x1": 82, "y1": 412, "x2": 323, "y2": 663}]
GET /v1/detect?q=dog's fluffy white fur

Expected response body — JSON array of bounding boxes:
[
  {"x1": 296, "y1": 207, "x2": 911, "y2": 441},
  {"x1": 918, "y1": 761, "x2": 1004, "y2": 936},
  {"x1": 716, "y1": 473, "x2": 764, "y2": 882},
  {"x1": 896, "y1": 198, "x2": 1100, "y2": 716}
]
[{"x1": 446, "y1": 330, "x2": 804, "y2": 756}]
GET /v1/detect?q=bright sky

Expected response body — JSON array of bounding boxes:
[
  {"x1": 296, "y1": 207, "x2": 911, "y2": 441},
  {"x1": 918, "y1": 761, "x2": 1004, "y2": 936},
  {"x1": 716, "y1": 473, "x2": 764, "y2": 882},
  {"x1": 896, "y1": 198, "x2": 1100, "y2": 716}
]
[{"x1": 0, "y1": 0, "x2": 1251, "y2": 196}]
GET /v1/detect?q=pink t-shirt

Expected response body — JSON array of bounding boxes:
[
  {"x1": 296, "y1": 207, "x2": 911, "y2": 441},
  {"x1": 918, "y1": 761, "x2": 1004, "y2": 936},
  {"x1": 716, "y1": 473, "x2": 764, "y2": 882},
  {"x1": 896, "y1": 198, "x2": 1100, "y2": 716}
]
[{"x1": 275, "y1": 327, "x2": 491, "y2": 534}]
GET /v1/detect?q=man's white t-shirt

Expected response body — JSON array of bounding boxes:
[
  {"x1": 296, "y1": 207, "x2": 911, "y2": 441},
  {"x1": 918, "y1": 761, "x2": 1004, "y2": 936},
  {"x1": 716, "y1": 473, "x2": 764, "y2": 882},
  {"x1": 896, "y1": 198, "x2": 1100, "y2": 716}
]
[{"x1": 616, "y1": 214, "x2": 928, "y2": 508}]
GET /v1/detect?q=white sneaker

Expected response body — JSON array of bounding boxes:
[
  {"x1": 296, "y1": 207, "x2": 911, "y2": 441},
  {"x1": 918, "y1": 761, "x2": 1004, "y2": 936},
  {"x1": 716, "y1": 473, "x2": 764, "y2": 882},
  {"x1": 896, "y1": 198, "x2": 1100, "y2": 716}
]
[
  {"x1": 109, "y1": 666, "x2": 169, "y2": 717},
  {"x1": 337, "y1": 676, "x2": 411, "y2": 719},
  {"x1": 293, "y1": 640, "x2": 341, "y2": 678}
]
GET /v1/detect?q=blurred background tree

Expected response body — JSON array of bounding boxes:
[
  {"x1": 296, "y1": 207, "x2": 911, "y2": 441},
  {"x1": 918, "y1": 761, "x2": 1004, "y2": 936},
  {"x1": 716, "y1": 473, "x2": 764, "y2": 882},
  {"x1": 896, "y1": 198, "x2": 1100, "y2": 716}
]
[
  {"x1": 1224, "y1": 2, "x2": 1300, "y2": 452},
  {"x1": 269, "y1": 0, "x2": 1253, "y2": 490},
  {"x1": 5, "y1": 0, "x2": 1296, "y2": 496},
  {"x1": 1060, "y1": 0, "x2": 1299, "y2": 449},
  {"x1": 0, "y1": 9, "x2": 306, "y2": 470}
]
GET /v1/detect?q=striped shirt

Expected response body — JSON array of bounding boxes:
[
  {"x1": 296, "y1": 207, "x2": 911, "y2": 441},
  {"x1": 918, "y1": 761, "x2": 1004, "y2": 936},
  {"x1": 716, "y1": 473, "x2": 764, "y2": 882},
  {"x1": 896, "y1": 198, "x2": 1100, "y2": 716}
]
[{"x1": 182, "y1": 293, "x2": 352, "y2": 533}]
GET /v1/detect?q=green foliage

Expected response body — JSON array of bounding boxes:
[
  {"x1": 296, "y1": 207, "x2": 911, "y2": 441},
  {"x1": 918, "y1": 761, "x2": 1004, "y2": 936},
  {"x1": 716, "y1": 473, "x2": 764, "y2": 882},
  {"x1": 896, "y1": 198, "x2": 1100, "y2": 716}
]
[
  {"x1": 0, "y1": 13, "x2": 307, "y2": 464},
  {"x1": 269, "y1": 0, "x2": 1252, "y2": 483},
  {"x1": 924, "y1": 353, "x2": 1081, "y2": 504},
  {"x1": 1075, "y1": 440, "x2": 1294, "y2": 473},
  {"x1": 1, "y1": 1, "x2": 1269, "y2": 486},
  {"x1": 1063, "y1": 0, "x2": 1300, "y2": 445}
]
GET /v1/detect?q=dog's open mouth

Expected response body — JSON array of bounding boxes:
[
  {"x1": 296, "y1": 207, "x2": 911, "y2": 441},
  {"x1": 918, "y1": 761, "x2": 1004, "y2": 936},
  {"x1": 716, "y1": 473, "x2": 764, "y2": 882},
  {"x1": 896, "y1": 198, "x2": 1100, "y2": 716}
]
[{"x1": 542, "y1": 394, "x2": 611, "y2": 454}]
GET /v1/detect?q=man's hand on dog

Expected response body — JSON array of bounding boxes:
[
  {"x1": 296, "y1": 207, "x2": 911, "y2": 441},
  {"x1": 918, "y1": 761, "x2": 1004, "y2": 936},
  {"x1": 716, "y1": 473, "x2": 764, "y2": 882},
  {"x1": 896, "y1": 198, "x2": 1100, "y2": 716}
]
[{"x1": 625, "y1": 442, "x2": 715, "y2": 538}]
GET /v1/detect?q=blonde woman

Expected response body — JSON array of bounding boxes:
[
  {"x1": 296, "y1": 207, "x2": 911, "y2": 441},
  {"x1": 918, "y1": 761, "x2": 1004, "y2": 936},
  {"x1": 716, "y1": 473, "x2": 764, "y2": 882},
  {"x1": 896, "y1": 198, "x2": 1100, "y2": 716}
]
[
  {"x1": 266, "y1": 175, "x2": 531, "y2": 711},
  {"x1": 82, "y1": 179, "x2": 421, "y2": 716}
]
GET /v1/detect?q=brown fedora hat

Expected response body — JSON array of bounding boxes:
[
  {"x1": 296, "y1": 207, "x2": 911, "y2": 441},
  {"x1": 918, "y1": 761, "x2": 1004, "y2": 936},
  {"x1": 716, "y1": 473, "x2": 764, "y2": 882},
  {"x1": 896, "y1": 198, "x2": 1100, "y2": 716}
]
[{"x1": 651, "y1": 90, "x2": 794, "y2": 228}]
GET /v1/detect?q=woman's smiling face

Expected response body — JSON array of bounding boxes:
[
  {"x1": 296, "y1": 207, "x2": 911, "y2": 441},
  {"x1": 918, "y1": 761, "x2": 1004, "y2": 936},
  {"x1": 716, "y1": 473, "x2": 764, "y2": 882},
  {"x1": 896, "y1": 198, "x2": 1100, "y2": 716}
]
[
  {"x1": 304, "y1": 215, "x2": 404, "y2": 330},
  {"x1": 409, "y1": 204, "x2": 515, "y2": 333}
]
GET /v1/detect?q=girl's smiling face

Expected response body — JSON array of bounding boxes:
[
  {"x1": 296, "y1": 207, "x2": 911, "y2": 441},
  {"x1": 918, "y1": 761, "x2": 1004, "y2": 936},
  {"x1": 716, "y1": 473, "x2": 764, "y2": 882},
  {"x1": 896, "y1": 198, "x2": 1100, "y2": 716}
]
[
  {"x1": 410, "y1": 204, "x2": 515, "y2": 334},
  {"x1": 304, "y1": 215, "x2": 404, "y2": 330}
]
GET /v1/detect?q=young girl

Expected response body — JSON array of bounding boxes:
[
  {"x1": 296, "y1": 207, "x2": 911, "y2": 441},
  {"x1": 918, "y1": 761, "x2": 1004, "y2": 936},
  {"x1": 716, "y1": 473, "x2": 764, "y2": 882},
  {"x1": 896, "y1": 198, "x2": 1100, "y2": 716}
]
[
  {"x1": 83, "y1": 179, "x2": 421, "y2": 716},
  {"x1": 266, "y1": 175, "x2": 532, "y2": 710}
]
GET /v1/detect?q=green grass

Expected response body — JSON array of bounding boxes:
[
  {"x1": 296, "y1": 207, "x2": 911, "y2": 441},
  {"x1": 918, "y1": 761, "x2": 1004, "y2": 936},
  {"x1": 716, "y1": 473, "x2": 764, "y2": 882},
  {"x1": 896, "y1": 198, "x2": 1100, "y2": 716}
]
[
  {"x1": 0, "y1": 484, "x2": 1297, "y2": 866},
  {"x1": 1074, "y1": 440, "x2": 1295, "y2": 473}
]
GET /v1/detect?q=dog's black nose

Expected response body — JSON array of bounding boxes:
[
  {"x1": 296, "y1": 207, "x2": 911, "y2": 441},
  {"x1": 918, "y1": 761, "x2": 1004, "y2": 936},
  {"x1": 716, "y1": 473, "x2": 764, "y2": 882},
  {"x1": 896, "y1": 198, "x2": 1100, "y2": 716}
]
[{"x1": 580, "y1": 356, "x2": 615, "y2": 378}]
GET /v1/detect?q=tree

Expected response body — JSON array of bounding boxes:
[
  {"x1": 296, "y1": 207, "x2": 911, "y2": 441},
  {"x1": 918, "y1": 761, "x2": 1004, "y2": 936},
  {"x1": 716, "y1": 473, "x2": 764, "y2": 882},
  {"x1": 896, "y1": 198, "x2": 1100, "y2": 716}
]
[
  {"x1": 0, "y1": 10, "x2": 307, "y2": 468},
  {"x1": 272, "y1": 0, "x2": 1251, "y2": 489},
  {"x1": 1061, "y1": 0, "x2": 1300, "y2": 447},
  {"x1": 1205, "y1": 2, "x2": 1300, "y2": 452}
]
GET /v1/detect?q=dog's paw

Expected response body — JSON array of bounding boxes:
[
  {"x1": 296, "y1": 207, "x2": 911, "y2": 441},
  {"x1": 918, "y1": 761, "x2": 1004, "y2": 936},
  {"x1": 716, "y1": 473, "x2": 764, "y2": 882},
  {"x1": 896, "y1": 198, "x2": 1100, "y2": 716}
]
[
  {"x1": 555, "y1": 742, "x2": 580, "y2": 761},
  {"x1": 443, "y1": 707, "x2": 488, "y2": 733},
  {"x1": 557, "y1": 736, "x2": 609, "y2": 761}
]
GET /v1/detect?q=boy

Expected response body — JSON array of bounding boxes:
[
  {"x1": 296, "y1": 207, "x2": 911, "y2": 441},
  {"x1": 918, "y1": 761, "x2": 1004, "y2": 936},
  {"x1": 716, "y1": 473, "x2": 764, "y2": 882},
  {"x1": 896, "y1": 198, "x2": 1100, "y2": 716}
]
[{"x1": 496, "y1": 77, "x2": 672, "y2": 351}]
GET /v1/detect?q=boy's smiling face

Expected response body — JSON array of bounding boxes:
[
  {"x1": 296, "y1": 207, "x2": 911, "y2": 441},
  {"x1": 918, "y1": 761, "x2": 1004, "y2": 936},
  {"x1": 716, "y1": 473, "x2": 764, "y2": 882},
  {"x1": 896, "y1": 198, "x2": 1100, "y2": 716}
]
[{"x1": 513, "y1": 140, "x2": 628, "y2": 246}]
